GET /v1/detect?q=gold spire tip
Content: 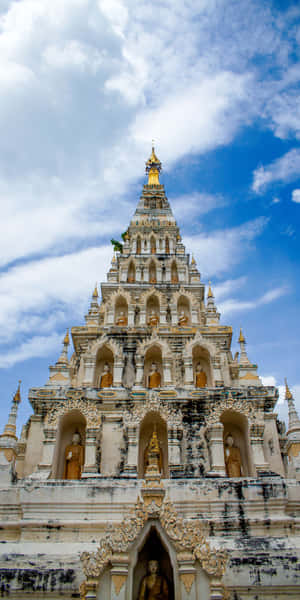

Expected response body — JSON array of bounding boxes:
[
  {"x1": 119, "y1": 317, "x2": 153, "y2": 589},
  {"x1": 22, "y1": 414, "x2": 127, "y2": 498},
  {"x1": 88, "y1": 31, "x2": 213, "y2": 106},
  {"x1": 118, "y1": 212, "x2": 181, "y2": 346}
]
[
  {"x1": 191, "y1": 255, "x2": 196, "y2": 265},
  {"x1": 92, "y1": 283, "x2": 98, "y2": 298},
  {"x1": 63, "y1": 329, "x2": 70, "y2": 346},
  {"x1": 285, "y1": 378, "x2": 293, "y2": 400},
  {"x1": 238, "y1": 328, "x2": 245, "y2": 344},
  {"x1": 13, "y1": 381, "x2": 21, "y2": 404},
  {"x1": 207, "y1": 281, "x2": 213, "y2": 298}
]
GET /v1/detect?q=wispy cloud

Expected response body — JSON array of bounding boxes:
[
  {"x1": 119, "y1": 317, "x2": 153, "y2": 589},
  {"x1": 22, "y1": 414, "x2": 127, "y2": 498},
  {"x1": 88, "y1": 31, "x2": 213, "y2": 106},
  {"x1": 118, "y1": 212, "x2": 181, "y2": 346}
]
[
  {"x1": 184, "y1": 217, "x2": 268, "y2": 277},
  {"x1": 219, "y1": 285, "x2": 289, "y2": 315},
  {"x1": 252, "y1": 148, "x2": 300, "y2": 193},
  {"x1": 171, "y1": 192, "x2": 226, "y2": 223},
  {"x1": 292, "y1": 189, "x2": 300, "y2": 203}
]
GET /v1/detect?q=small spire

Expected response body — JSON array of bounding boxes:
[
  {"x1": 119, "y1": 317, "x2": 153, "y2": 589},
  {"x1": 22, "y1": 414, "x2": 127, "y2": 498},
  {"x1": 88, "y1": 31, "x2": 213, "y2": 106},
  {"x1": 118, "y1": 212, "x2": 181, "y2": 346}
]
[
  {"x1": 238, "y1": 328, "x2": 245, "y2": 344},
  {"x1": 191, "y1": 255, "x2": 196, "y2": 266},
  {"x1": 145, "y1": 146, "x2": 162, "y2": 185},
  {"x1": 207, "y1": 281, "x2": 213, "y2": 298},
  {"x1": 285, "y1": 377, "x2": 293, "y2": 400},
  {"x1": 92, "y1": 283, "x2": 98, "y2": 298},
  {"x1": 13, "y1": 380, "x2": 21, "y2": 405},
  {"x1": 112, "y1": 254, "x2": 116, "y2": 263},
  {"x1": 285, "y1": 378, "x2": 300, "y2": 431},
  {"x1": 63, "y1": 329, "x2": 70, "y2": 346}
]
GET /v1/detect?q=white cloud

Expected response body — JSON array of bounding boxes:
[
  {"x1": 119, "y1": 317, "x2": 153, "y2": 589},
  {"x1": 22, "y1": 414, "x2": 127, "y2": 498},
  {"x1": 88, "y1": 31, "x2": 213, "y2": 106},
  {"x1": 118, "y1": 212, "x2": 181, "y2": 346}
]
[
  {"x1": 0, "y1": 333, "x2": 62, "y2": 368},
  {"x1": 0, "y1": 245, "x2": 112, "y2": 345},
  {"x1": 184, "y1": 217, "x2": 268, "y2": 277},
  {"x1": 171, "y1": 192, "x2": 226, "y2": 223},
  {"x1": 219, "y1": 285, "x2": 289, "y2": 315},
  {"x1": 292, "y1": 189, "x2": 300, "y2": 203},
  {"x1": 252, "y1": 148, "x2": 300, "y2": 193}
]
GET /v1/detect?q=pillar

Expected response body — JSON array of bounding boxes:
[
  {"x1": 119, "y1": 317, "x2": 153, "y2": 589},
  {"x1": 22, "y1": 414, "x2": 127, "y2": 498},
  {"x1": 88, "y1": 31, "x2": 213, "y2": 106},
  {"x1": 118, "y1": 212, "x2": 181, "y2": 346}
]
[
  {"x1": 83, "y1": 357, "x2": 96, "y2": 386},
  {"x1": 163, "y1": 357, "x2": 172, "y2": 386},
  {"x1": 168, "y1": 427, "x2": 182, "y2": 469},
  {"x1": 38, "y1": 427, "x2": 56, "y2": 473},
  {"x1": 82, "y1": 427, "x2": 98, "y2": 475},
  {"x1": 114, "y1": 359, "x2": 123, "y2": 386},
  {"x1": 207, "y1": 423, "x2": 226, "y2": 476},
  {"x1": 123, "y1": 425, "x2": 138, "y2": 476},
  {"x1": 184, "y1": 357, "x2": 194, "y2": 385},
  {"x1": 250, "y1": 423, "x2": 269, "y2": 474}
]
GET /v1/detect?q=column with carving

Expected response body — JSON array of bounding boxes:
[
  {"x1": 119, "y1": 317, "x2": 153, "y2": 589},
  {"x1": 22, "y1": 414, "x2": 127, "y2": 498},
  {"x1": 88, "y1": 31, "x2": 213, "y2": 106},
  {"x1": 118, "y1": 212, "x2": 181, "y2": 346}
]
[
  {"x1": 206, "y1": 422, "x2": 226, "y2": 476},
  {"x1": 82, "y1": 426, "x2": 99, "y2": 476},
  {"x1": 124, "y1": 423, "x2": 138, "y2": 476}
]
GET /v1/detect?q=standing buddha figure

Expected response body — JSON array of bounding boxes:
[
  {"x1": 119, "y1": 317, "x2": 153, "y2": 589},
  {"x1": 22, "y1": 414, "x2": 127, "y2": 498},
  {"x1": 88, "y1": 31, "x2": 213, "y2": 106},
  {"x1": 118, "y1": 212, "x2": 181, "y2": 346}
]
[
  {"x1": 224, "y1": 434, "x2": 242, "y2": 477},
  {"x1": 144, "y1": 428, "x2": 163, "y2": 475},
  {"x1": 64, "y1": 432, "x2": 84, "y2": 480},
  {"x1": 195, "y1": 363, "x2": 207, "y2": 388},
  {"x1": 100, "y1": 363, "x2": 113, "y2": 388},
  {"x1": 148, "y1": 363, "x2": 161, "y2": 388}
]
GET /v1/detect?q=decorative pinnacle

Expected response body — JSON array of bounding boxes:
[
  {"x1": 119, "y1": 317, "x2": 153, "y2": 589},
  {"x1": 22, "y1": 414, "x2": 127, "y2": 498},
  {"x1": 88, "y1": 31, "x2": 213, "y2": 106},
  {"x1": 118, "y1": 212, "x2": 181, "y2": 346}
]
[
  {"x1": 13, "y1": 381, "x2": 21, "y2": 404},
  {"x1": 238, "y1": 328, "x2": 246, "y2": 344},
  {"x1": 63, "y1": 329, "x2": 70, "y2": 346},
  {"x1": 92, "y1": 283, "x2": 98, "y2": 298},
  {"x1": 191, "y1": 255, "x2": 196, "y2": 266},
  {"x1": 285, "y1": 378, "x2": 293, "y2": 400},
  {"x1": 145, "y1": 146, "x2": 162, "y2": 185},
  {"x1": 207, "y1": 281, "x2": 213, "y2": 298}
]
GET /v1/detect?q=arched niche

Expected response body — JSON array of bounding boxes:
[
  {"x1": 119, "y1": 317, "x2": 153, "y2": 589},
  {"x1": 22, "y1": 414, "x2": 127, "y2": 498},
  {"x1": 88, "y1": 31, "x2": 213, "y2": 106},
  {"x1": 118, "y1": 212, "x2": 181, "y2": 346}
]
[
  {"x1": 114, "y1": 295, "x2": 128, "y2": 326},
  {"x1": 150, "y1": 235, "x2": 156, "y2": 254},
  {"x1": 94, "y1": 345, "x2": 114, "y2": 387},
  {"x1": 149, "y1": 260, "x2": 157, "y2": 284},
  {"x1": 138, "y1": 411, "x2": 169, "y2": 478},
  {"x1": 192, "y1": 345, "x2": 212, "y2": 387},
  {"x1": 132, "y1": 525, "x2": 174, "y2": 600},
  {"x1": 165, "y1": 236, "x2": 170, "y2": 254},
  {"x1": 171, "y1": 261, "x2": 179, "y2": 284},
  {"x1": 52, "y1": 410, "x2": 86, "y2": 479},
  {"x1": 146, "y1": 294, "x2": 160, "y2": 327},
  {"x1": 127, "y1": 260, "x2": 136, "y2": 283},
  {"x1": 177, "y1": 295, "x2": 190, "y2": 326},
  {"x1": 144, "y1": 344, "x2": 163, "y2": 388},
  {"x1": 136, "y1": 236, "x2": 141, "y2": 255},
  {"x1": 221, "y1": 410, "x2": 254, "y2": 477}
]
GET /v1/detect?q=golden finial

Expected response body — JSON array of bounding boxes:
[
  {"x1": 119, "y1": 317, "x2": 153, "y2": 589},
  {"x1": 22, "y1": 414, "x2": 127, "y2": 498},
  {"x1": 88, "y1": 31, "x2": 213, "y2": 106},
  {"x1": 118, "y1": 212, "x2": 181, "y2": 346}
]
[
  {"x1": 63, "y1": 329, "x2": 70, "y2": 346},
  {"x1": 238, "y1": 328, "x2": 245, "y2": 344},
  {"x1": 13, "y1": 381, "x2": 21, "y2": 404},
  {"x1": 92, "y1": 283, "x2": 98, "y2": 298},
  {"x1": 146, "y1": 145, "x2": 161, "y2": 185},
  {"x1": 285, "y1": 378, "x2": 293, "y2": 400},
  {"x1": 112, "y1": 254, "x2": 116, "y2": 263},
  {"x1": 191, "y1": 255, "x2": 196, "y2": 265},
  {"x1": 207, "y1": 281, "x2": 213, "y2": 298}
]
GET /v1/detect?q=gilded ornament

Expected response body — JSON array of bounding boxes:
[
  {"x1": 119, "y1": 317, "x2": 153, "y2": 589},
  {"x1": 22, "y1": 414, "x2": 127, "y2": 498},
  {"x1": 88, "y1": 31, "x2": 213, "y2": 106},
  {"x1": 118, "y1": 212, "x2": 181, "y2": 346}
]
[
  {"x1": 112, "y1": 574, "x2": 127, "y2": 595},
  {"x1": 180, "y1": 572, "x2": 195, "y2": 593}
]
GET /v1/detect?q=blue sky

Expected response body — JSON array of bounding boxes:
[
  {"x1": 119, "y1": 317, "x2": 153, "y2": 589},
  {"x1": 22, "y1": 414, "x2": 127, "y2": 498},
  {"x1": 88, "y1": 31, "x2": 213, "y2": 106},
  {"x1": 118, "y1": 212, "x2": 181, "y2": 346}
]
[{"x1": 1, "y1": 0, "x2": 300, "y2": 433}]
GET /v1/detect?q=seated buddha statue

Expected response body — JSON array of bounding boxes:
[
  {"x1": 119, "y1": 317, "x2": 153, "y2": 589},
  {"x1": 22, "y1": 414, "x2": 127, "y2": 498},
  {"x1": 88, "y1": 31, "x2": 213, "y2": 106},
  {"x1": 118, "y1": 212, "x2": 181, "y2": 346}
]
[
  {"x1": 64, "y1": 432, "x2": 84, "y2": 480},
  {"x1": 148, "y1": 362, "x2": 161, "y2": 388},
  {"x1": 116, "y1": 310, "x2": 128, "y2": 326},
  {"x1": 144, "y1": 428, "x2": 163, "y2": 475},
  {"x1": 149, "y1": 275, "x2": 157, "y2": 284},
  {"x1": 178, "y1": 310, "x2": 188, "y2": 326},
  {"x1": 139, "y1": 560, "x2": 168, "y2": 600},
  {"x1": 100, "y1": 363, "x2": 113, "y2": 388},
  {"x1": 148, "y1": 310, "x2": 159, "y2": 327},
  {"x1": 224, "y1": 434, "x2": 242, "y2": 477},
  {"x1": 195, "y1": 363, "x2": 207, "y2": 388}
]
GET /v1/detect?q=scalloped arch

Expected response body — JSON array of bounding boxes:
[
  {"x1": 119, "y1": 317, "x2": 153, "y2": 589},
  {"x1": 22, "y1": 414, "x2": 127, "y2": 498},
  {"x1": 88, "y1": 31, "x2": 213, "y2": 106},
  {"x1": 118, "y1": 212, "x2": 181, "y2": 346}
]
[
  {"x1": 87, "y1": 335, "x2": 124, "y2": 361},
  {"x1": 139, "y1": 286, "x2": 167, "y2": 307},
  {"x1": 109, "y1": 286, "x2": 132, "y2": 306},
  {"x1": 171, "y1": 287, "x2": 199, "y2": 308},
  {"x1": 184, "y1": 332, "x2": 217, "y2": 359},
  {"x1": 137, "y1": 332, "x2": 172, "y2": 359}
]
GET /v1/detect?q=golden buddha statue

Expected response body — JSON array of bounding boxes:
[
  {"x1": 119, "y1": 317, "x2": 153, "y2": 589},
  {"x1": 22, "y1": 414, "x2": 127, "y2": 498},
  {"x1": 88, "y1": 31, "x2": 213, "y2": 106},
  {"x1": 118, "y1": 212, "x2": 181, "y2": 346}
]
[
  {"x1": 148, "y1": 363, "x2": 161, "y2": 388},
  {"x1": 178, "y1": 310, "x2": 188, "y2": 326},
  {"x1": 171, "y1": 274, "x2": 179, "y2": 283},
  {"x1": 100, "y1": 363, "x2": 113, "y2": 388},
  {"x1": 195, "y1": 363, "x2": 207, "y2": 388},
  {"x1": 224, "y1": 434, "x2": 242, "y2": 477},
  {"x1": 149, "y1": 275, "x2": 157, "y2": 284},
  {"x1": 64, "y1": 432, "x2": 84, "y2": 480},
  {"x1": 139, "y1": 560, "x2": 168, "y2": 600},
  {"x1": 148, "y1": 310, "x2": 159, "y2": 327},
  {"x1": 116, "y1": 310, "x2": 128, "y2": 326},
  {"x1": 127, "y1": 275, "x2": 135, "y2": 283},
  {"x1": 144, "y1": 428, "x2": 163, "y2": 475}
]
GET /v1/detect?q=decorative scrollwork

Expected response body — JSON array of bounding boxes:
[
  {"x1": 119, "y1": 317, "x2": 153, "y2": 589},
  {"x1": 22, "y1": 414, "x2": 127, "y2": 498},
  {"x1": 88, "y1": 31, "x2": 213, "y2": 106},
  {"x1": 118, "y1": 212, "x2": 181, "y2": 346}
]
[
  {"x1": 124, "y1": 390, "x2": 182, "y2": 427},
  {"x1": 47, "y1": 398, "x2": 101, "y2": 428}
]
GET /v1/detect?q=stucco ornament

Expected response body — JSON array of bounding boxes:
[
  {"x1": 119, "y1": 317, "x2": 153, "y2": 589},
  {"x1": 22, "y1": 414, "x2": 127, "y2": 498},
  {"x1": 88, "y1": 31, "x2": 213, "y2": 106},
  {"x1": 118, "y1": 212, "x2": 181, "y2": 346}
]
[
  {"x1": 47, "y1": 397, "x2": 101, "y2": 428},
  {"x1": 136, "y1": 332, "x2": 172, "y2": 359},
  {"x1": 206, "y1": 391, "x2": 259, "y2": 425},
  {"x1": 124, "y1": 390, "x2": 182, "y2": 427},
  {"x1": 80, "y1": 494, "x2": 228, "y2": 580}
]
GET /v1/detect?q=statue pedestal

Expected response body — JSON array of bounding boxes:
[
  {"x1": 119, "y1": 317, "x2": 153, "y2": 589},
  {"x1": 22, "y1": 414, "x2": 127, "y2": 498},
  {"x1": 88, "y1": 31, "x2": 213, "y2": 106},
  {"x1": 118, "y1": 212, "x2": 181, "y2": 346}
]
[{"x1": 141, "y1": 473, "x2": 165, "y2": 508}]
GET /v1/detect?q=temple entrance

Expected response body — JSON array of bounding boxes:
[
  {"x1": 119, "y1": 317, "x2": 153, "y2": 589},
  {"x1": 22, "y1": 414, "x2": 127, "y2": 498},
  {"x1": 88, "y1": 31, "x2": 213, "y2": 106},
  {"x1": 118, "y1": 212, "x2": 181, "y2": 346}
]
[{"x1": 133, "y1": 526, "x2": 174, "y2": 600}]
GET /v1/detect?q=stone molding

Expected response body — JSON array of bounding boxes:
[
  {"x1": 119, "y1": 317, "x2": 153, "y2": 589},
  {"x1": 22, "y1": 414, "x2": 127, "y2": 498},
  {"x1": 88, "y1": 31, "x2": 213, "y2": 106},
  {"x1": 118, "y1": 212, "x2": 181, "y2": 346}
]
[
  {"x1": 139, "y1": 286, "x2": 168, "y2": 307},
  {"x1": 86, "y1": 335, "x2": 124, "y2": 361},
  {"x1": 184, "y1": 331, "x2": 217, "y2": 359},
  {"x1": 171, "y1": 286, "x2": 199, "y2": 308}
]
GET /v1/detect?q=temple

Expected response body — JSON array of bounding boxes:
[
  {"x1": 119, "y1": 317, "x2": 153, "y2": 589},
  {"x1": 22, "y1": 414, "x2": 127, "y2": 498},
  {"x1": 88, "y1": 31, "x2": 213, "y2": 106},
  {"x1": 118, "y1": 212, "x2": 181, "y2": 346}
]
[{"x1": 0, "y1": 149, "x2": 300, "y2": 599}]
